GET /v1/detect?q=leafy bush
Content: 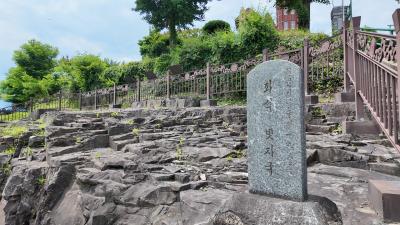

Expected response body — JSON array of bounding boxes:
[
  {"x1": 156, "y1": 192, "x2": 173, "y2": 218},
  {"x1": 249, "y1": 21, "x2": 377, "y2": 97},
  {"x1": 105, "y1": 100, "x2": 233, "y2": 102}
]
[
  {"x1": 203, "y1": 20, "x2": 231, "y2": 34},
  {"x1": 138, "y1": 30, "x2": 171, "y2": 58},
  {"x1": 310, "y1": 75, "x2": 343, "y2": 95},
  {"x1": 174, "y1": 36, "x2": 213, "y2": 71},
  {"x1": 238, "y1": 9, "x2": 279, "y2": 57},
  {"x1": 101, "y1": 66, "x2": 123, "y2": 87},
  {"x1": 0, "y1": 125, "x2": 28, "y2": 138},
  {"x1": 210, "y1": 31, "x2": 243, "y2": 64},
  {"x1": 121, "y1": 62, "x2": 146, "y2": 83},
  {"x1": 278, "y1": 30, "x2": 328, "y2": 51},
  {"x1": 154, "y1": 54, "x2": 174, "y2": 74}
]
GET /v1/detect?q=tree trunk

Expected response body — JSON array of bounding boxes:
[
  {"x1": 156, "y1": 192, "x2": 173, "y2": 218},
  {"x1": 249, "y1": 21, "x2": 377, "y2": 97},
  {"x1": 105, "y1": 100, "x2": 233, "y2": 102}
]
[{"x1": 168, "y1": 18, "x2": 177, "y2": 47}]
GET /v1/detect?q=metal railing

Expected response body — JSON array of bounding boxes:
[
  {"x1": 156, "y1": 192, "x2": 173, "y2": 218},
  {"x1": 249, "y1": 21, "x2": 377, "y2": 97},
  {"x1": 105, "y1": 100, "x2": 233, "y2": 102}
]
[
  {"x1": 0, "y1": 33, "x2": 344, "y2": 122},
  {"x1": 344, "y1": 9, "x2": 400, "y2": 152}
]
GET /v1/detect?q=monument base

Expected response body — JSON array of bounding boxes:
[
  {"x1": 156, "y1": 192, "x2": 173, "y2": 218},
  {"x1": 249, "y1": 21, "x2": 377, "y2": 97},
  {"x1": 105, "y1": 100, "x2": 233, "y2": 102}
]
[
  {"x1": 342, "y1": 120, "x2": 380, "y2": 135},
  {"x1": 335, "y1": 92, "x2": 355, "y2": 103},
  {"x1": 305, "y1": 95, "x2": 319, "y2": 105},
  {"x1": 200, "y1": 99, "x2": 217, "y2": 107},
  {"x1": 213, "y1": 193, "x2": 341, "y2": 225},
  {"x1": 369, "y1": 180, "x2": 400, "y2": 222}
]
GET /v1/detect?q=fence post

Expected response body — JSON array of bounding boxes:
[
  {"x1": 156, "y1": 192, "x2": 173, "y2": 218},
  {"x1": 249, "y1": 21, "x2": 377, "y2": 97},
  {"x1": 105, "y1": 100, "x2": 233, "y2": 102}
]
[
  {"x1": 262, "y1": 49, "x2": 269, "y2": 62},
  {"x1": 94, "y1": 88, "x2": 98, "y2": 110},
  {"x1": 351, "y1": 17, "x2": 363, "y2": 120},
  {"x1": 166, "y1": 70, "x2": 171, "y2": 99},
  {"x1": 303, "y1": 39, "x2": 310, "y2": 95},
  {"x1": 206, "y1": 62, "x2": 211, "y2": 100},
  {"x1": 113, "y1": 83, "x2": 117, "y2": 106},
  {"x1": 343, "y1": 21, "x2": 351, "y2": 92},
  {"x1": 136, "y1": 78, "x2": 141, "y2": 102},
  {"x1": 393, "y1": 9, "x2": 400, "y2": 144},
  {"x1": 79, "y1": 92, "x2": 82, "y2": 111},
  {"x1": 30, "y1": 97, "x2": 34, "y2": 112},
  {"x1": 58, "y1": 90, "x2": 62, "y2": 111}
]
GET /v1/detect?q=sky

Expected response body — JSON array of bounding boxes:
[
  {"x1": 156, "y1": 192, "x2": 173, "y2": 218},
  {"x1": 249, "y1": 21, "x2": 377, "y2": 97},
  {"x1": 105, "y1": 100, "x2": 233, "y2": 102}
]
[{"x1": 0, "y1": 0, "x2": 398, "y2": 83}]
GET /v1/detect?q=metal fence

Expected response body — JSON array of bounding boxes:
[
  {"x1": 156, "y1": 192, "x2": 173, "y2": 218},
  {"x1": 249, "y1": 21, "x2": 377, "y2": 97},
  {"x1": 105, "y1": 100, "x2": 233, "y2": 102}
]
[
  {"x1": 0, "y1": 32, "x2": 344, "y2": 122},
  {"x1": 345, "y1": 10, "x2": 400, "y2": 152}
]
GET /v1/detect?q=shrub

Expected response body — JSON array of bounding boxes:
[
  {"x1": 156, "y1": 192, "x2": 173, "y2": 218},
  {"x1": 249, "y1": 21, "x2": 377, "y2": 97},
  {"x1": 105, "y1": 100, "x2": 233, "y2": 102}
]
[
  {"x1": 278, "y1": 30, "x2": 328, "y2": 51},
  {"x1": 154, "y1": 54, "x2": 174, "y2": 74},
  {"x1": 174, "y1": 36, "x2": 213, "y2": 71},
  {"x1": 121, "y1": 62, "x2": 146, "y2": 83},
  {"x1": 0, "y1": 125, "x2": 28, "y2": 138},
  {"x1": 238, "y1": 9, "x2": 279, "y2": 56},
  {"x1": 138, "y1": 30, "x2": 171, "y2": 58},
  {"x1": 203, "y1": 20, "x2": 231, "y2": 34},
  {"x1": 210, "y1": 31, "x2": 244, "y2": 64}
]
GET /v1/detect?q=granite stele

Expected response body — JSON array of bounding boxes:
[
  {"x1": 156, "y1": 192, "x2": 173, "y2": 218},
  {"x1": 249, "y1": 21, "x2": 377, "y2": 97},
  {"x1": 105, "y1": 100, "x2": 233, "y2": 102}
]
[{"x1": 247, "y1": 60, "x2": 307, "y2": 202}]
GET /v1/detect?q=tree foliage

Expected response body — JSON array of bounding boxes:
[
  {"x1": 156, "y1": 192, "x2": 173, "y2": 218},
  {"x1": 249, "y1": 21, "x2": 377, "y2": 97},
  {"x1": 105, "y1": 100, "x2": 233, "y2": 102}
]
[
  {"x1": 238, "y1": 8, "x2": 279, "y2": 57},
  {"x1": 202, "y1": 20, "x2": 231, "y2": 34},
  {"x1": 13, "y1": 40, "x2": 59, "y2": 79},
  {"x1": 134, "y1": 0, "x2": 211, "y2": 46}
]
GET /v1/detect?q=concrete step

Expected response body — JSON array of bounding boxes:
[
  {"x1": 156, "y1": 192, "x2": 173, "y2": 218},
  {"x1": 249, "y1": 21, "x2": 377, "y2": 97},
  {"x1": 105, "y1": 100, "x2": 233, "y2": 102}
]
[{"x1": 369, "y1": 162, "x2": 400, "y2": 177}]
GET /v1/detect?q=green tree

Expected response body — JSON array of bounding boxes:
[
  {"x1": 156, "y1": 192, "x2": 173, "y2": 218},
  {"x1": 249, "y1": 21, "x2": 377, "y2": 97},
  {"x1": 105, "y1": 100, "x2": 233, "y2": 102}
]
[
  {"x1": 101, "y1": 65, "x2": 123, "y2": 86},
  {"x1": 0, "y1": 40, "x2": 59, "y2": 103},
  {"x1": 13, "y1": 39, "x2": 59, "y2": 79},
  {"x1": 238, "y1": 9, "x2": 279, "y2": 57},
  {"x1": 203, "y1": 20, "x2": 231, "y2": 34},
  {"x1": 69, "y1": 54, "x2": 108, "y2": 91},
  {"x1": 138, "y1": 30, "x2": 171, "y2": 57},
  {"x1": 121, "y1": 62, "x2": 146, "y2": 83},
  {"x1": 134, "y1": 0, "x2": 211, "y2": 46},
  {"x1": 273, "y1": 0, "x2": 330, "y2": 30}
]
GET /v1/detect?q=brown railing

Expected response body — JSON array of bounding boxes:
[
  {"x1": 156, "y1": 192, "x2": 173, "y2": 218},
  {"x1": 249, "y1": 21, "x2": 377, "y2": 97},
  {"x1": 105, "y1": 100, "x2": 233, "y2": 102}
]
[
  {"x1": 345, "y1": 9, "x2": 400, "y2": 152},
  {"x1": 0, "y1": 32, "x2": 344, "y2": 122}
]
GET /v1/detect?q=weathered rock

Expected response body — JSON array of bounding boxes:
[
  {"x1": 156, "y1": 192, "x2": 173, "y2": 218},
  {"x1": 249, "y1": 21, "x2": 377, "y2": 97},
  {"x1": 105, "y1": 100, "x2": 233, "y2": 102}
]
[
  {"x1": 213, "y1": 193, "x2": 341, "y2": 225},
  {"x1": 0, "y1": 106, "x2": 398, "y2": 225},
  {"x1": 28, "y1": 135, "x2": 45, "y2": 148}
]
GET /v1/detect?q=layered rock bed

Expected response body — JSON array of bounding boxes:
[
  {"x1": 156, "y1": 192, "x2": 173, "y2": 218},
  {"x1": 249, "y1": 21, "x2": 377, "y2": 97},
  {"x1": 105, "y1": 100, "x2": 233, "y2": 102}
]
[{"x1": 0, "y1": 105, "x2": 399, "y2": 225}]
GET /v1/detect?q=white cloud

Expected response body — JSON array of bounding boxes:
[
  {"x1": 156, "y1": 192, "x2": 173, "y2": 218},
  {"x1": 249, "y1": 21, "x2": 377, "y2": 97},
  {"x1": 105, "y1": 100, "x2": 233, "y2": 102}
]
[{"x1": 55, "y1": 35, "x2": 104, "y2": 55}]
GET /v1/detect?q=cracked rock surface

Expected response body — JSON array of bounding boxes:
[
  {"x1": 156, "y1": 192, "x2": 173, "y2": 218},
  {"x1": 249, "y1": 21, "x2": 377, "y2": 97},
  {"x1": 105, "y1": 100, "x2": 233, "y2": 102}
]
[{"x1": 0, "y1": 106, "x2": 399, "y2": 225}]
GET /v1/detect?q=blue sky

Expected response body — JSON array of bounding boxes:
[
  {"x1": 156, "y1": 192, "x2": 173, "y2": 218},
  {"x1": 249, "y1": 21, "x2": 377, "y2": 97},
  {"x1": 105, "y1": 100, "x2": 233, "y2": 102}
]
[{"x1": 0, "y1": 0, "x2": 398, "y2": 82}]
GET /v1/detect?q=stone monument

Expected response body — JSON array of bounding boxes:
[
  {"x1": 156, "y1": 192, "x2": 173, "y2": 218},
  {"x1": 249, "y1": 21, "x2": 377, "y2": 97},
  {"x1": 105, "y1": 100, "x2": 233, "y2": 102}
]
[{"x1": 247, "y1": 60, "x2": 307, "y2": 201}]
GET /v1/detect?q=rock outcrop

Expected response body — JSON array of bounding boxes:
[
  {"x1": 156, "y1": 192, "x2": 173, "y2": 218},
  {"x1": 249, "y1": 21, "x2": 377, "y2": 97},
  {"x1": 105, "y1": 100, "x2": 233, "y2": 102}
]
[{"x1": 0, "y1": 105, "x2": 399, "y2": 225}]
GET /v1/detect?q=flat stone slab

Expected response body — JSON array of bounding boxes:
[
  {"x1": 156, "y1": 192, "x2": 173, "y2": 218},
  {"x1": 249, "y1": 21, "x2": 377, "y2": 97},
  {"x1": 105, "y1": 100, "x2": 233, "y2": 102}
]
[
  {"x1": 368, "y1": 180, "x2": 400, "y2": 222},
  {"x1": 247, "y1": 60, "x2": 307, "y2": 201},
  {"x1": 213, "y1": 192, "x2": 342, "y2": 225}
]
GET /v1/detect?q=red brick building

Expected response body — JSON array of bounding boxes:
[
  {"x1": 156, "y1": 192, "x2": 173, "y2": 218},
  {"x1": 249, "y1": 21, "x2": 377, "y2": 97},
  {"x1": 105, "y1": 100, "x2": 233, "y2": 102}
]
[{"x1": 276, "y1": 7, "x2": 299, "y2": 31}]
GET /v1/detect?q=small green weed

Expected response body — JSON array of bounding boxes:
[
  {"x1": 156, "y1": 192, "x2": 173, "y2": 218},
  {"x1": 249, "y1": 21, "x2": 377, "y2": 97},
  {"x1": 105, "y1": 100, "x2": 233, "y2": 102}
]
[
  {"x1": 24, "y1": 147, "x2": 33, "y2": 158},
  {"x1": 226, "y1": 155, "x2": 233, "y2": 162},
  {"x1": 96, "y1": 113, "x2": 100, "y2": 118},
  {"x1": 111, "y1": 112, "x2": 119, "y2": 117},
  {"x1": 331, "y1": 124, "x2": 343, "y2": 134},
  {"x1": 1, "y1": 163, "x2": 11, "y2": 175},
  {"x1": 179, "y1": 136, "x2": 185, "y2": 146},
  {"x1": 132, "y1": 128, "x2": 140, "y2": 137},
  {"x1": 126, "y1": 119, "x2": 135, "y2": 125},
  {"x1": 0, "y1": 125, "x2": 28, "y2": 138},
  {"x1": 75, "y1": 137, "x2": 82, "y2": 144},
  {"x1": 37, "y1": 175, "x2": 46, "y2": 186},
  {"x1": 95, "y1": 152, "x2": 102, "y2": 159},
  {"x1": 311, "y1": 107, "x2": 325, "y2": 117},
  {"x1": 4, "y1": 147, "x2": 16, "y2": 156},
  {"x1": 176, "y1": 147, "x2": 183, "y2": 161}
]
